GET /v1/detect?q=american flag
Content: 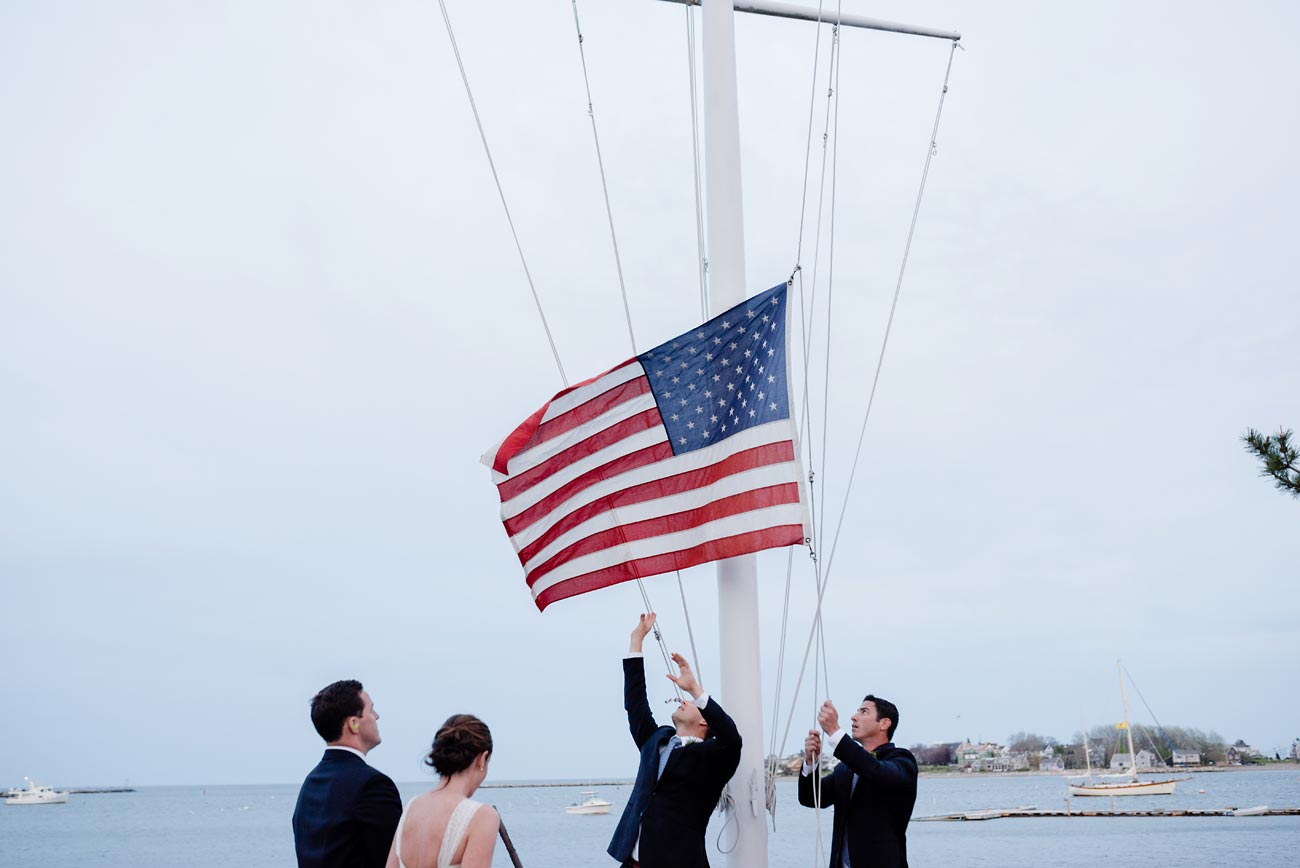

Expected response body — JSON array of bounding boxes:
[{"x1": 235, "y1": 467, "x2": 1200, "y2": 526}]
[{"x1": 485, "y1": 282, "x2": 811, "y2": 611}]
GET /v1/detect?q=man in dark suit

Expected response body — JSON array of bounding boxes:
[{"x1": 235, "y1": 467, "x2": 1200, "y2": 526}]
[
  {"x1": 608, "y1": 613, "x2": 742, "y2": 868},
  {"x1": 293, "y1": 679, "x2": 402, "y2": 868},
  {"x1": 799, "y1": 695, "x2": 918, "y2": 868}
]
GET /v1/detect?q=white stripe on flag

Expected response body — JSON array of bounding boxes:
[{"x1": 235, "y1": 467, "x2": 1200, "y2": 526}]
[
  {"x1": 505, "y1": 421, "x2": 793, "y2": 547},
  {"x1": 541, "y1": 360, "x2": 643, "y2": 423},
  {"x1": 499, "y1": 424, "x2": 668, "y2": 522},
  {"x1": 519, "y1": 460, "x2": 801, "y2": 573},
  {"x1": 500, "y1": 391, "x2": 657, "y2": 482},
  {"x1": 529, "y1": 502, "x2": 808, "y2": 598}
]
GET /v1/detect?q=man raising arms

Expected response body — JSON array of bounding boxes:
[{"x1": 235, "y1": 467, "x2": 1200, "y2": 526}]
[
  {"x1": 608, "y1": 613, "x2": 742, "y2": 868},
  {"x1": 800, "y1": 695, "x2": 918, "y2": 868}
]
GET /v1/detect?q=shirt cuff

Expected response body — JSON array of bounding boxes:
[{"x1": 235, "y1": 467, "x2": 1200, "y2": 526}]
[
  {"x1": 695, "y1": 692, "x2": 709, "y2": 709},
  {"x1": 624, "y1": 652, "x2": 644, "y2": 659},
  {"x1": 826, "y1": 729, "x2": 846, "y2": 750},
  {"x1": 801, "y1": 760, "x2": 815, "y2": 776}
]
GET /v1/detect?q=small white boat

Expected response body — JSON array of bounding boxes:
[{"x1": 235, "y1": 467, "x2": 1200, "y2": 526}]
[
  {"x1": 564, "y1": 791, "x2": 613, "y2": 815},
  {"x1": 1231, "y1": 805, "x2": 1268, "y2": 817},
  {"x1": 4, "y1": 778, "x2": 69, "y2": 805}
]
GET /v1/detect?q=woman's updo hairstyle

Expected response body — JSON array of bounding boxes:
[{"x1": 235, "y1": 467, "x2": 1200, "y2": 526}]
[{"x1": 426, "y1": 714, "x2": 493, "y2": 777}]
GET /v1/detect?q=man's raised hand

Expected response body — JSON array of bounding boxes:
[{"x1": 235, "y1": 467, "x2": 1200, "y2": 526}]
[
  {"x1": 817, "y1": 700, "x2": 840, "y2": 736},
  {"x1": 666, "y1": 652, "x2": 703, "y2": 699},
  {"x1": 629, "y1": 612, "x2": 657, "y2": 653}
]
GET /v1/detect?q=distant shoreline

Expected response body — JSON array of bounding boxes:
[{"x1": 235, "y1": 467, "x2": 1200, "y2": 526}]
[
  {"x1": 915, "y1": 761, "x2": 1300, "y2": 779},
  {"x1": 36, "y1": 763, "x2": 1299, "y2": 791}
]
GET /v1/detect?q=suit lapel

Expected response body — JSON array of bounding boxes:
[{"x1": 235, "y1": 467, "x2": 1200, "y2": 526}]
[{"x1": 838, "y1": 764, "x2": 854, "y2": 805}]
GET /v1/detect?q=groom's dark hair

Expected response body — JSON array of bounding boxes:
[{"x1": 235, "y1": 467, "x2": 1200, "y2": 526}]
[
  {"x1": 864, "y1": 694, "x2": 900, "y2": 741},
  {"x1": 310, "y1": 679, "x2": 365, "y2": 741}
]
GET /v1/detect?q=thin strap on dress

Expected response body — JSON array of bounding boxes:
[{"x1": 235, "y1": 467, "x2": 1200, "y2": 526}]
[
  {"x1": 437, "y1": 798, "x2": 484, "y2": 868},
  {"x1": 394, "y1": 797, "x2": 420, "y2": 868}
]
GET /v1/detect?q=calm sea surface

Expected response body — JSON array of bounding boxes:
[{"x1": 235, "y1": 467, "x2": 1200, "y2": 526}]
[{"x1": 3, "y1": 770, "x2": 1297, "y2": 867}]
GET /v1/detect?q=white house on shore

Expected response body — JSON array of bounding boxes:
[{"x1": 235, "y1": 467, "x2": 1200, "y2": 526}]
[
  {"x1": 1110, "y1": 749, "x2": 1159, "y2": 770},
  {"x1": 1171, "y1": 749, "x2": 1200, "y2": 766}
]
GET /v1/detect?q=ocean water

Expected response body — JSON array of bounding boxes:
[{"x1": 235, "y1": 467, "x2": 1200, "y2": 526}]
[{"x1": 2, "y1": 770, "x2": 1297, "y2": 867}]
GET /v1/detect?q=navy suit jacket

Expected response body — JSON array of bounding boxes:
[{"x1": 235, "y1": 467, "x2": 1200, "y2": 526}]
[
  {"x1": 607, "y1": 656, "x2": 742, "y2": 868},
  {"x1": 798, "y1": 738, "x2": 917, "y2": 868},
  {"x1": 292, "y1": 749, "x2": 402, "y2": 868}
]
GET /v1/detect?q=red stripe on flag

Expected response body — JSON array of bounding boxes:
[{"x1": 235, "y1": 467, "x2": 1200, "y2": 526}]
[
  {"x1": 524, "y1": 483, "x2": 801, "y2": 586},
  {"x1": 496, "y1": 407, "x2": 662, "y2": 505},
  {"x1": 533, "y1": 525, "x2": 806, "y2": 611},
  {"x1": 491, "y1": 359, "x2": 636, "y2": 474},
  {"x1": 513, "y1": 440, "x2": 797, "y2": 566},
  {"x1": 503, "y1": 439, "x2": 675, "y2": 537},
  {"x1": 521, "y1": 376, "x2": 650, "y2": 455}
]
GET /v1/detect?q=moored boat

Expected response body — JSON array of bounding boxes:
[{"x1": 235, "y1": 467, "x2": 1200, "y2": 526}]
[
  {"x1": 564, "y1": 791, "x2": 613, "y2": 815},
  {"x1": 1070, "y1": 661, "x2": 1185, "y2": 797},
  {"x1": 1068, "y1": 778, "x2": 1179, "y2": 797},
  {"x1": 4, "y1": 778, "x2": 69, "y2": 805}
]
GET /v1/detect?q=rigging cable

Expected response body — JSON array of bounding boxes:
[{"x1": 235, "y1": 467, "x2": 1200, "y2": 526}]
[
  {"x1": 435, "y1": 0, "x2": 568, "y2": 386},
  {"x1": 820, "y1": 39, "x2": 960, "y2": 582},
  {"x1": 811, "y1": 22, "x2": 842, "y2": 559},
  {"x1": 757, "y1": 0, "x2": 834, "y2": 845},
  {"x1": 1121, "y1": 663, "x2": 1177, "y2": 763},
  {"x1": 807, "y1": 19, "x2": 843, "y2": 864},
  {"x1": 570, "y1": 0, "x2": 708, "y2": 687},
  {"x1": 775, "y1": 35, "x2": 963, "y2": 798},
  {"x1": 685, "y1": 5, "x2": 710, "y2": 321},
  {"x1": 568, "y1": 0, "x2": 638, "y2": 352},
  {"x1": 443, "y1": 0, "x2": 688, "y2": 685}
]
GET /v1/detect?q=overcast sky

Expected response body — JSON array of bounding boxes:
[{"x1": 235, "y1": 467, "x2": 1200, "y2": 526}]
[{"x1": 2, "y1": 1, "x2": 1296, "y2": 789}]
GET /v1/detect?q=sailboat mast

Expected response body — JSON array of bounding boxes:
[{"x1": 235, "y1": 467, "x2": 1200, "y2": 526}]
[
  {"x1": 700, "y1": 2, "x2": 768, "y2": 865},
  {"x1": 1117, "y1": 659, "x2": 1138, "y2": 779},
  {"x1": 1081, "y1": 709, "x2": 1093, "y2": 777}
]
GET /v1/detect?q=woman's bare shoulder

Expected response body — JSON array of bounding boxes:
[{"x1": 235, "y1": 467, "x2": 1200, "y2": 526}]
[{"x1": 469, "y1": 803, "x2": 499, "y2": 829}]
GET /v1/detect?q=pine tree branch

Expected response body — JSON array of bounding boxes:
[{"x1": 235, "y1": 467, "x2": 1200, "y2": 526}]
[{"x1": 1242, "y1": 427, "x2": 1300, "y2": 498}]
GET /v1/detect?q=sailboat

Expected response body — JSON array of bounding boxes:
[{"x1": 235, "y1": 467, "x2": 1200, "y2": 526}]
[{"x1": 1068, "y1": 660, "x2": 1183, "y2": 797}]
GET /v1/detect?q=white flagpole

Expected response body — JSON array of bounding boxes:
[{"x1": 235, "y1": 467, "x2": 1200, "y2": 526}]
[
  {"x1": 700, "y1": 1, "x2": 768, "y2": 866},
  {"x1": 689, "y1": 3, "x2": 958, "y2": 865}
]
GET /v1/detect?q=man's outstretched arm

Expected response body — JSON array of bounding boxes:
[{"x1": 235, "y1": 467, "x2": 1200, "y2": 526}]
[{"x1": 624, "y1": 613, "x2": 660, "y2": 748}]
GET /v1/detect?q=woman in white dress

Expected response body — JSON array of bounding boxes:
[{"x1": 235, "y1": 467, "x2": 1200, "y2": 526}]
[{"x1": 386, "y1": 714, "x2": 500, "y2": 868}]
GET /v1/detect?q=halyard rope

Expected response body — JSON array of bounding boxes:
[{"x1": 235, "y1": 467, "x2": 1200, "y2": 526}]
[
  {"x1": 775, "y1": 41, "x2": 963, "y2": 788},
  {"x1": 435, "y1": 0, "x2": 568, "y2": 386},
  {"x1": 569, "y1": 0, "x2": 638, "y2": 352},
  {"x1": 820, "y1": 39, "x2": 960, "y2": 582}
]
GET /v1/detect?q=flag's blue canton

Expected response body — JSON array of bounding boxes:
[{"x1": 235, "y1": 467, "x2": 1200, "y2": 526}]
[{"x1": 637, "y1": 283, "x2": 789, "y2": 456}]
